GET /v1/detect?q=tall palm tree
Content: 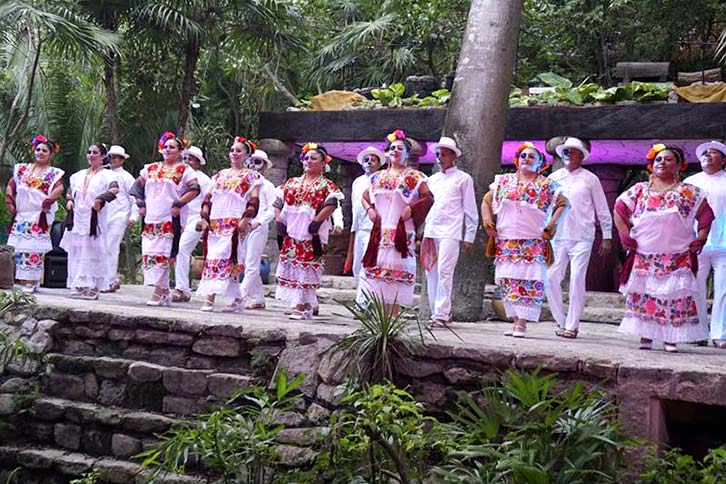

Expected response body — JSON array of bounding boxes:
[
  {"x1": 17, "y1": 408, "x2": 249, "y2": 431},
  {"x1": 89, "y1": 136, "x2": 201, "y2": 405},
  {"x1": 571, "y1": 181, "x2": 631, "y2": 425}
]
[{"x1": 0, "y1": 0, "x2": 119, "y2": 178}]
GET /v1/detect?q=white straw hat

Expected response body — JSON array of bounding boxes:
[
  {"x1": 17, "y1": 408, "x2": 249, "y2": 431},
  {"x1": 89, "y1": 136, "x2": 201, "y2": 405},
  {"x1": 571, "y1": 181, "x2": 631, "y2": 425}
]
[
  {"x1": 184, "y1": 146, "x2": 206, "y2": 165},
  {"x1": 431, "y1": 136, "x2": 462, "y2": 158},
  {"x1": 107, "y1": 145, "x2": 129, "y2": 160},
  {"x1": 249, "y1": 149, "x2": 272, "y2": 170},
  {"x1": 555, "y1": 137, "x2": 590, "y2": 161},
  {"x1": 696, "y1": 141, "x2": 726, "y2": 160},
  {"x1": 356, "y1": 146, "x2": 385, "y2": 166}
]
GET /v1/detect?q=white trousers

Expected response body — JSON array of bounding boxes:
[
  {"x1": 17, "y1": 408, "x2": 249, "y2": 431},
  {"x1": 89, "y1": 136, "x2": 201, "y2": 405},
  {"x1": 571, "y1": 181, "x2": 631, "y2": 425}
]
[
  {"x1": 352, "y1": 229, "x2": 371, "y2": 283},
  {"x1": 425, "y1": 238, "x2": 461, "y2": 322},
  {"x1": 105, "y1": 221, "x2": 128, "y2": 285},
  {"x1": 175, "y1": 225, "x2": 203, "y2": 296},
  {"x1": 240, "y1": 225, "x2": 269, "y2": 305},
  {"x1": 545, "y1": 239, "x2": 593, "y2": 331},
  {"x1": 696, "y1": 249, "x2": 726, "y2": 340}
]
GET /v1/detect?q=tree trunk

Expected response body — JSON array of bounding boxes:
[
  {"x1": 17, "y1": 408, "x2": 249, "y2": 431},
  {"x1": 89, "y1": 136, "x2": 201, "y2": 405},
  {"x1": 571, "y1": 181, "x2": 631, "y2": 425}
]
[
  {"x1": 425, "y1": 0, "x2": 524, "y2": 322},
  {"x1": 177, "y1": 38, "x2": 201, "y2": 138},
  {"x1": 103, "y1": 52, "x2": 121, "y2": 143}
]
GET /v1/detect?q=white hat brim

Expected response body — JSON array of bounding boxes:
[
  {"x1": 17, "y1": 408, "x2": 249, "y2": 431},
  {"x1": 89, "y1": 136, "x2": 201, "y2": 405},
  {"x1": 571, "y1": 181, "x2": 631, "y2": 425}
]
[
  {"x1": 356, "y1": 148, "x2": 386, "y2": 165},
  {"x1": 109, "y1": 151, "x2": 129, "y2": 159},
  {"x1": 431, "y1": 143, "x2": 462, "y2": 158},
  {"x1": 696, "y1": 141, "x2": 726, "y2": 160},
  {"x1": 556, "y1": 143, "x2": 590, "y2": 161}
]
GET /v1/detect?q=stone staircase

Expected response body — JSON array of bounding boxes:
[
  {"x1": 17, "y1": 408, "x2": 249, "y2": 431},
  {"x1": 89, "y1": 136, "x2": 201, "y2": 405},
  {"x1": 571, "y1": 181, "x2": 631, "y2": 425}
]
[{"x1": 0, "y1": 310, "x2": 288, "y2": 483}]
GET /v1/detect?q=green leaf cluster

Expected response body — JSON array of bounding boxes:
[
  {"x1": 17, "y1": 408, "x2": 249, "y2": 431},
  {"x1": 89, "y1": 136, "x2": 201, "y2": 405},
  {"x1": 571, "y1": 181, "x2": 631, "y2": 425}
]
[{"x1": 640, "y1": 446, "x2": 726, "y2": 484}]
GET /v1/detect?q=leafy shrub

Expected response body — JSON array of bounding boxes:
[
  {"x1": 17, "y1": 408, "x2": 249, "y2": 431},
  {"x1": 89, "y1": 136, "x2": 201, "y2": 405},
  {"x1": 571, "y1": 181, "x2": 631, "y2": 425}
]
[
  {"x1": 639, "y1": 446, "x2": 726, "y2": 484},
  {"x1": 436, "y1": 369, "x2": 631, "y2": 484},
  {"x1": 70, "y1": 469, "x2": 100, "y2": 484}
]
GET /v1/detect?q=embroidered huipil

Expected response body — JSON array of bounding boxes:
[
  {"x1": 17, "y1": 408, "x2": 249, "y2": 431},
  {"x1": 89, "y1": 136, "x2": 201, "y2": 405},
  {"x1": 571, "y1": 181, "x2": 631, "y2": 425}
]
[
  {"x1": 359, "y1": 168, "x2": 427, "y2": 305},
  {"x1": 548, "y1": 167, "x2": 612, "y2": 241},
  {"x1": 491, "y1": 173, "x2": 560, "y2": 321},
  {"x1": 60, "y1": 168, "x2": 118, "y2": 290},
  {"x1": 138, "y1": 162, "x2": 197, "y2": 284},
  {"x1": 7, "y1": 164, "x2": 64, "y2": 279},
  {"x1": 275, "y1": 176, "x2": 343, "y2": 305},
  {"x1": 196, "y1": 168, "x2": 261, "y2": 298},
  {"x1": 423, "y1": 167, "x2": 478, "y2": 242},
  {"x1": 617, "y1": 182, "x2": 710, "y2": 342}
]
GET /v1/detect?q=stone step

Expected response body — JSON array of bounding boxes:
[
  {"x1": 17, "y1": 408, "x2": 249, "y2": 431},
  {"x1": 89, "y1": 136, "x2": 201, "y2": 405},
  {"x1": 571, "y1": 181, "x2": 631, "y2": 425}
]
[
  {"x1": 20, "y1": 397, "x2": 179, "y2": 459},
  {"x1": 46, "y1": 354, "x2": 255, "y2": 415},
  {"x1": 0, "y1": 444, "x2": 208, "y2": 483}
]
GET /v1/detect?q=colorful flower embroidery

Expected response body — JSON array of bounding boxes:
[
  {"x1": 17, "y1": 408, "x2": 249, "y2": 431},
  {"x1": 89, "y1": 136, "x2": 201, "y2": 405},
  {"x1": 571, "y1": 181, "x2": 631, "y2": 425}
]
[
  {"x1": 15, "y1": 252, "x2": 43, "y2": 271},
  {"x1": 146, "y1": 163, "x2": 187, "y2": 184},
  {"x1": 633, "y1": 251, "x2": 692, "y2": 277},
  {"x1": 16, "y1": 164, "x2": 61, "y2": 195},
  {"x1": 282, "y1": 176, "x2": 340, "y2": 210},
  {"x1": 623, "y1": 182, "x2": 701, "y2": 220},
  {"x1": 371, "y1": 169, "x2": 425, "y2": 199},
  {"x1": 280, "y1": 237, "x2": 323, "y2": 264},
  {"x1": 380, "y1": 227, "x2": 414, "y2": 250},
  {"x1": 494, "y1": 173, "x2": 557, "y2": 213},
  {"x1": 625, "y1": 292, "x2": 699, "y2": 327},
  {"x1": 202, "y1": 258, "x2": 243, "y2": 281},
  {"x1": 495, "y1": 239, "x2": 547, "y2": 264},
  {"x1": 277, "y1": 277, "x2": 320, "y2": 290},
  {"x1": 212, "y1": 169, "x2": 259, "y2": 197},
  {"x1": 363, "y1": 266, "x2": 415, "y2": 286},
  {"x1": 10, "y1": 220, "x2": 50, "y2": 239},
  {"x1": 499, "y1": 277, "x2": 545, "y2": 306},
  {"x1": 209, "y1": 218, "x2": 240, "y2": 237},
  {"x1": 142, "y1": 221, "x2": 174, "y2": 240},
  {"x1": 142, "y1": 255, "x2": 173, "y2": 271}
]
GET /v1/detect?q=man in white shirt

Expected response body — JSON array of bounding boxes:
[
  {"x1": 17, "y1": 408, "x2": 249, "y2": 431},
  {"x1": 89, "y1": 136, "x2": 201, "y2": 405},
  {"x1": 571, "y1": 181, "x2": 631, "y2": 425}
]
[
  {"x1": 346, "y1": 146, "x2": 385, "y2": 283},
  {"x1": 240, "y1": 150, "x2": 276, "y2": 309},
  {"x1": 104, "y1": 145, "x2": 138, "y2": 292},
  {"x1": 172, "y1": 146, "x2": 212, "y2": 302},
  {"x1": 423, "y1": 137, "x2": 479, "y2": 326},
  {"x1": 546, "y1": 137, "x2": 613, "y2": 338},
  {"x1": 684, "y1": 141, "x2": 726, "y2": 348}
]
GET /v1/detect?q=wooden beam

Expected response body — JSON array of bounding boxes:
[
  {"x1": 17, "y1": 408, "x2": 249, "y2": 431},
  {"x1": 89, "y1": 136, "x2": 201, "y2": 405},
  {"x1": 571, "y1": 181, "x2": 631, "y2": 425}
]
[{"x1": 259, "y1": 103, "x2": 726, "y2": 142}]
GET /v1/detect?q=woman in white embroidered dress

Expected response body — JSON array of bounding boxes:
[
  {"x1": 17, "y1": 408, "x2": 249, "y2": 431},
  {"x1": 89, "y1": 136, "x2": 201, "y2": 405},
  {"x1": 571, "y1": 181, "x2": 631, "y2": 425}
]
[
  {"x1": 131, "y1": 132, "x2": 200, "y2": 306},
  {"x1": 61, "y1": 143, "x2": 119, "y2": 299},
  {"x1": 275, "y1": 143, "x2": 343, "y2": 320},
  {"x1": 196, "y1": 136, "x2": 261, "y2": 312},
  {"x1": 614, "y1": 144, "x2": 713, "y2": 352},
  {"x1": 481, "y1": 142, "x2": 568, "y2": 337},
  {"x1": 358, "y1": 129, "x2": 433, "y2": 312},
  {"x1": 5, "y1": 135, "x2": 64, "y2": 293}
]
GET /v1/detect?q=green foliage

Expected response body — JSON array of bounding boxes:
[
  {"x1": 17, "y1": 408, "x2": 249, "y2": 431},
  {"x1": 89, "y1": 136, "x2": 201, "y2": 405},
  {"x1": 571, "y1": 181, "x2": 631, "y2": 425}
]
[
  {"x1": 640, "y1": 446, "x2": 726, "y2": 484},
  {"x1": 69, "y1": 469, "x2": 100, "y2": 484},
  {"x1": 315, "y1": 382, "x2": 450, "y2": 484},
  {"x1": 137, "y1": 370, "x2": 305, "y2": 484},
  {"x1": 332, "y1": 290, "x2": 433, "y2": 383},
  {"x1": 436, "y1": 369, "x2": 631, "y2": 484},
  {"x1": 2, "y1": 468, "x2": 20, "y2": 484},
  {"x1": 0, "y1": 289, "x2": 38, "y2": 375}
]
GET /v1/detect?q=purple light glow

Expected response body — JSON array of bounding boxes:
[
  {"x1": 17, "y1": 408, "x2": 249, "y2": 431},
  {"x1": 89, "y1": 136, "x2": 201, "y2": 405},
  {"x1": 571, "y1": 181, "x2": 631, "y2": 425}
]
[{"x1": 309, "y1": 139, "x2": 709, "y2": 166}]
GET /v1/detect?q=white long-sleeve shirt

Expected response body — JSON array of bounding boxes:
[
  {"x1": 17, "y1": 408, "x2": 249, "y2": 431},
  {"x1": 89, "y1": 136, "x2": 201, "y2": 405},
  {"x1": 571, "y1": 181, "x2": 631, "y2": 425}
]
[
  {"x1": 351, "y1": 173, "x2": 373, "y2": 233},
  {"x1": 548, "y1": 167, "x2": 612, "y2": 241},
  {"x1": 684, "y1": 170, "x2": 726, "y2": 250},
  {"x1": 186, "y1": 169, "x2": 212, "y2": 224},
  {"x1": 253, "y1": 176, "x2": 276, "y2": 227},
  {"x1": 423, "y1": 166, "x2": 478, "y2": 243},
  {"x1": 106, "y1": 166, "x2": 139, "y2": 225}
]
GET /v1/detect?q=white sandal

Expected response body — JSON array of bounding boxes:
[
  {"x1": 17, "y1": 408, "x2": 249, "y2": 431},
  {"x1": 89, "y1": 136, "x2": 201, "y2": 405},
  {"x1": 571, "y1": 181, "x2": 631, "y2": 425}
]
[
  {"x1": 222, "y1": 301, "x2": 243, "y2": 313},
  {"x1": 146, "y1": 293, "x2": 171, "y2": 307}
]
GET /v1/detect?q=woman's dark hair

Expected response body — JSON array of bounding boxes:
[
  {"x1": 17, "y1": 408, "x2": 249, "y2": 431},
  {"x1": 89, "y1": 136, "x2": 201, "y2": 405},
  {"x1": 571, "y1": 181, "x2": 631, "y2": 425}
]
[
  {"x1": 662, "y1": 145, "x2": 685, "y2": 164},
  {"x1": 385, "y1": 136, "x2": 412, "y2": 152},
  {"x1": 90, "y1": 143, "x2": 108, "y2": 156}
]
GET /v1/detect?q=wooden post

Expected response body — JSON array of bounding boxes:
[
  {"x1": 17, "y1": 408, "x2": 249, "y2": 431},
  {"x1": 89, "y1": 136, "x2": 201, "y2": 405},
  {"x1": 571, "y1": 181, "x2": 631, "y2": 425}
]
[{"x1": 432, "y1": 0, "x2": 524, "y2": 321}]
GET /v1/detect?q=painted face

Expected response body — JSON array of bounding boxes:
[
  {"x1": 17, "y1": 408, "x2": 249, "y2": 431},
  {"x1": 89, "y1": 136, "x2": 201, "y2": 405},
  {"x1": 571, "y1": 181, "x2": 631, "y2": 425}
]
[
  {"x1": 387, "y1": 140, "x2": 408, "y2": 167},
  {"x1": 561, "y1": 147, "x2": 584, "y2": 169},
  {"x1": 185, "y1": 154, "x2": 202, "y2": 170},
  {"x1": 162, "y1": 139, "x2": 182, "y2": 163},
  {"x1": 302, "y1": 150, "x2": 324, "y2": 174},
  {"x1": 246, "y1": 156, "x2": 266, "y2": 172},
  {"x1": 435, "y1": 147, "x2": 456, "y2": 168},
  {"x1": 86, "y1": 145, "x2": 104, "y2": 166},
  {"x1": 701, "y1": 148, "x2": 726, "y2": 174},
  {"x1": 652, "y1": 150, "x2": 679, "y2": 180},
  {"x1": 34, "y1": 144, "x2": 52, "y2": 165},
  {"x1": 518, "y1": 148, "x2": 542, "y2": 173},
  {"x1": 229, "y1": 142, "x2": 250, "y2": 166},
  {"x1": 361, "y1": 154, "x2": 381, "y2": 174}
]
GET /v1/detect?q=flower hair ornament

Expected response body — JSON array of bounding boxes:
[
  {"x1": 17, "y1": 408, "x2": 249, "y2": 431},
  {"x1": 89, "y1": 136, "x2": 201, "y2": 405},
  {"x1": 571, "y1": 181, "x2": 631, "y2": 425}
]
[
  {"x1": 646, "y1": 143, "x2": 687, "y2": 172},
  {"x1": 387, "y1": 129, "x2": 406, "y2": 143},
  {"x1": 233, "y1": 136, "x2": 257, "y2": 154},
  {"x1": 301, "y1": 142, "x2": 333, "y2": 171},
  {"x1": 157, "y1": 131, "x2": 188, "y2": 152},
  {"x1": 514, "y1": 141, "x2": 548, "y2": 172},
  {"x1": 31, "y1": 135, "x2": 60, "y2": 154}
]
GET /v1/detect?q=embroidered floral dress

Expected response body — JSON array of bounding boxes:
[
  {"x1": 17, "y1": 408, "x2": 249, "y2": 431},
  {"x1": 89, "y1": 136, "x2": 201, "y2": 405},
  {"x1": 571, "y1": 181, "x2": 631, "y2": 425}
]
[
  {"x1": 60, "y1": 168, "x2": 118, "y2": 291},
  {"x1": 491, "y1": 173, "x2": 561, "y2": 321},
  {"x1": 7, "y1": 164, "x2": 64, "y2": 281},
  {"x1": 139, "y1": 162, "x2": 197, "y2": 286},
  {"x1": 196, "y1": 168, "x2": 261, "y2": 298},
  {"x1": 275, "y1": 176, "x2": 343, "y2": 306},
  {"x1": 617, "y1": 182, "x2": 710, "y2": 343},
  {"x1": 358, "y1": 168, "x2": 427, "y2": 305}
]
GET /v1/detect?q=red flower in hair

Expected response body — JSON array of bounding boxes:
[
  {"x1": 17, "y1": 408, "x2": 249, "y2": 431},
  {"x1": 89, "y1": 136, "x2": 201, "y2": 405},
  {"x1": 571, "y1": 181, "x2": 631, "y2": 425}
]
[{"x1": 157, "y1": 131, "x2": 179, "y2": 151}]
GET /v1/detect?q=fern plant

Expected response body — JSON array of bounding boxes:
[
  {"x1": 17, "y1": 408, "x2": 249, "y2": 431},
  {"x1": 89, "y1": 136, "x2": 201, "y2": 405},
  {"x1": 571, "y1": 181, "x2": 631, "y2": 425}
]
[{"x1": 0, "y1": 289, "x2": 38, "y2": 374}]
